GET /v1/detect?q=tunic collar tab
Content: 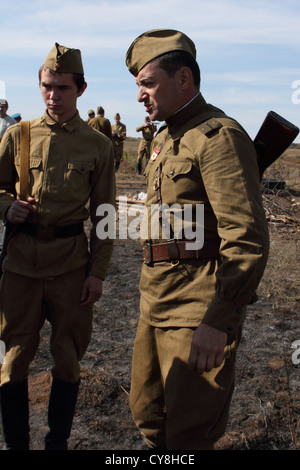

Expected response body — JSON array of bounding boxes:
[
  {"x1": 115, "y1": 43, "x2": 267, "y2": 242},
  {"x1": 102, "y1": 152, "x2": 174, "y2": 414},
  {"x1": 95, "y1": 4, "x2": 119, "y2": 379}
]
[
  {"x1": 166, "y1": 93, "x2": 207, "y2": 139},
  {"x1": 42, "y1": 110, "x2": 81, "y2": 132}
]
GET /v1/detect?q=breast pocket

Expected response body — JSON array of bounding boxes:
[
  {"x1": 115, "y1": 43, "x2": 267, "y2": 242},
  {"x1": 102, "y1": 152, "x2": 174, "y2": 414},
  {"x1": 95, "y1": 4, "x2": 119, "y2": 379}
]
[
  {"x1": 64, "y1": 160, "x2": 95, "y2": 200},
  {"x1": 163, "y1": 160, "x2": 193, "y2": 181},
  {"x1": 15, "y1": 156, "x2": 43, "y2": 172},
  {"x1": 161, "y1": 159, "x2": 200, "y2": 204},
  {"x1": 15, "y1": 156, "x2": 43, "y2": 197}
]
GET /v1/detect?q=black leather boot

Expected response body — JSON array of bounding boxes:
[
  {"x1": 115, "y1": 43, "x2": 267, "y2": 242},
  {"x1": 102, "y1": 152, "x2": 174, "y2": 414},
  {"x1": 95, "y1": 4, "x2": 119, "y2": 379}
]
[
  {"x1": 0, "y1": 380, "x2": 30, "y2": 450},
  {"x1": 45, "y1": 378, "x2": 80, "y2": 450}
]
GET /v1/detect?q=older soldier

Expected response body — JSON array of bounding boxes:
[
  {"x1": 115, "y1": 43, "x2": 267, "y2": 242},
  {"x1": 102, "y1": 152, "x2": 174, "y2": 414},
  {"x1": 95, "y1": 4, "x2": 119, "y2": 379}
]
[
  {"x1": 0, "y1": 100, "x2": 16, "y2": 142},
  {"x1": 112, "y1": 113, "x2": 126, "y2": 171},
  {"x1": 126, "y1": 29, "x2": 269, "y2": 450},
  {"x1": 0, "y1": 43, "x2": 115, "y2": 450},
  {"x1": 136, "y1": 116, "x2": 157, "y2": 174}
]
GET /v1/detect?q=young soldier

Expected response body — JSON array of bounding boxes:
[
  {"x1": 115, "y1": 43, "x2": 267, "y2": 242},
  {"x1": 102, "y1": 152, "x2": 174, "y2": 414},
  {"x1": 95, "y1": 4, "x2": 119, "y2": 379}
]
[
  {"x1": 0, "y1": 43, "x2": 115, "y2": 450},
  {"x1": 126, "y1": 29, "x2": 269, "y2": 450}
]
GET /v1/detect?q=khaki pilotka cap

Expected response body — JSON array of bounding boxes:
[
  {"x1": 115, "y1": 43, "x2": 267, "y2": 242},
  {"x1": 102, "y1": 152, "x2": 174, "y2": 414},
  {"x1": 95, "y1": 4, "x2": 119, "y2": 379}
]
[
  {"x1": 125, "y1": 29, "x2": 197, "y2": 76},
  {"x1": 43, "y1": 42, "x2": 84, "y2": 74}
]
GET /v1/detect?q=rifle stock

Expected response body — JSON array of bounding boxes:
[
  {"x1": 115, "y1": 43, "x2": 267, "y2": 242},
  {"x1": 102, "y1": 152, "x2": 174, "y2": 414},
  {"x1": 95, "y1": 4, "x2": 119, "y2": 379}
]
[{"x1": 254, "y1": 111, "x2": 299, "y2": 178}]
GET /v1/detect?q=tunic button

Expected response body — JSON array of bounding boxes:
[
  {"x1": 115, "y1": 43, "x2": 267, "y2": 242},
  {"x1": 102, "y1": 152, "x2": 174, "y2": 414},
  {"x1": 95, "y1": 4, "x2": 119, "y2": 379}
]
[{"x1": 170, "y1": 169, "x2": 175, "y2": 176}]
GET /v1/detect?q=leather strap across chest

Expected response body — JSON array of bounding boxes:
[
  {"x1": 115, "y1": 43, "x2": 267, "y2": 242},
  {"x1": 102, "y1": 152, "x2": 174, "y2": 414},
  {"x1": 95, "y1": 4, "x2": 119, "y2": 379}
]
[{"x1": 19, "y1": 121, "x2": 30, "y2": 201}]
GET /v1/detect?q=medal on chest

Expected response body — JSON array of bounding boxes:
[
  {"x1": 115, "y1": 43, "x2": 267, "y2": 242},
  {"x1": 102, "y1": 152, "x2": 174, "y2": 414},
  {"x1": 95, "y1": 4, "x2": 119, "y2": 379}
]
[{"x1": 150, "y1": 148, "x2": 160, "y2": 161}]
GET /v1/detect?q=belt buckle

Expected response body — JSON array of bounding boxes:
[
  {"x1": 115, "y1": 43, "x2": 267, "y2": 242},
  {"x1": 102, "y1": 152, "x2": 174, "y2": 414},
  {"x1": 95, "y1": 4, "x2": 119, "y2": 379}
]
[
  {"x1": 36, "y1": 225, "x2": 56, "y2": 241},
  {"x1": 167, "y1": 239, "x2": 180, "y2": 260},
  {"x1": 144, "y1": 242, "x2": 153, "y2": 266}
]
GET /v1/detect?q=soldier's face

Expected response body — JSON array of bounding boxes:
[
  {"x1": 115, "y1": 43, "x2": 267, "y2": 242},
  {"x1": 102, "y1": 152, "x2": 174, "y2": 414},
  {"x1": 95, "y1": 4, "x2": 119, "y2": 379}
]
[
  {"x1": 136, "y1": 60, "x2": 181, "y2": 121},
  {"x1": 40, "y1": 68, "x2": 86, "y2": 124},
  {"x1": 0, "y1": 104, "x2": 7, "y2": 118}
]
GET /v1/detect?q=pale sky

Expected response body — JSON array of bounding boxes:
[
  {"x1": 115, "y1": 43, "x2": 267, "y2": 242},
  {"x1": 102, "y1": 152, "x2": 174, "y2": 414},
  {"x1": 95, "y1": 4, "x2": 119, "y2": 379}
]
[{"x1": 1, "y1": 0, "x2": 299, "y2": 141}]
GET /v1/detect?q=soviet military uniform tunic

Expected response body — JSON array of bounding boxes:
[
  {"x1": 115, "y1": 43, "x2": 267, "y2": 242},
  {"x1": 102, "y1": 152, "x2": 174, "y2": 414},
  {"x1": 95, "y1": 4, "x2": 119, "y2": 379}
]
[
  {"x1": 88, "y1": 115, "x2": 112, "y2": 140},
  {"x1": 129, "y1": 93, "x2": 269, "y2": 449},
  {"x1": 136, "y1": 123, "x2": 157, "y2": 166},
  {"x1": 111, "y1": 122, "x2": 126, "y2": 164},
  {"x1": 0, "y1": 111, "x2": 115, "y2": 385}
]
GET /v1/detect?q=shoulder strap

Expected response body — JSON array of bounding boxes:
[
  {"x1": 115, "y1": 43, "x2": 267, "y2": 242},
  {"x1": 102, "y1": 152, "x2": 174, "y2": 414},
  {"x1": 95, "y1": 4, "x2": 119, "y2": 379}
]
[
  {"x1": 198, "y1": 118, "x2": 223, "y2": 137},
  {"x1": 19, "y1": 121, "x2": 30, "y2": 201}
]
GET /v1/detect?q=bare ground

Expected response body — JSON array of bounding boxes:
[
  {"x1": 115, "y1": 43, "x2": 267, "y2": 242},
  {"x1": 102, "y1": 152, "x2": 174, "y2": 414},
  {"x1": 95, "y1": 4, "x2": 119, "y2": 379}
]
[{"x1": 0, "y1": 172, "x2": 299, "y2": 452}]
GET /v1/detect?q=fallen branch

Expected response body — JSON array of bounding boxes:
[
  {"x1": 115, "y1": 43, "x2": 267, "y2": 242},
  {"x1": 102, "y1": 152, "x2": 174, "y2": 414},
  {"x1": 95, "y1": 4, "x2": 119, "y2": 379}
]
[
  {"x1": 116, "y1": 196, "x2": 145, "y2": 205},
  {"x1": 263, "y1": 195, "x2": 300, "y2": 226}
]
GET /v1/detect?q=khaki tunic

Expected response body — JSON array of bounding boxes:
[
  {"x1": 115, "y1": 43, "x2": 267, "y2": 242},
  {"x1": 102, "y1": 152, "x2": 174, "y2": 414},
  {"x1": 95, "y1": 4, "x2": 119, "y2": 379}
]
[
  {"x1": 0, "y1": 110, "x2": 115, "y2": 280},
  {"x1": 139, "y1": 93, "x2": 269, "y2": 334},
  {"x1": 136, "y1": 123, "x2": 157, "y2": 164},
  {"x1": 0, "y1": 110, "x2": 115, "y2": 384},
  {"x1": 88, "y1": 115, "x2": 112, "y2": 140},
  {"x1": 112, "y1": 122, "x2": 126, "y2": 162}
]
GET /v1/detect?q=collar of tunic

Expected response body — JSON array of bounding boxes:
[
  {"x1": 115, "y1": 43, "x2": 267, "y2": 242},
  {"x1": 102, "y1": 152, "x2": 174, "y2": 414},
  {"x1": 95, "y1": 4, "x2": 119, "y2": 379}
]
[
  {"x1": 165, "y1": 92, "x2": 207, "y2": 139},
  {"x1": 165, "y1": 92, "x2": 226, "y2": 142},
  {"x1": 41, "y1": 109, "x2": 82, "y2": 133}
]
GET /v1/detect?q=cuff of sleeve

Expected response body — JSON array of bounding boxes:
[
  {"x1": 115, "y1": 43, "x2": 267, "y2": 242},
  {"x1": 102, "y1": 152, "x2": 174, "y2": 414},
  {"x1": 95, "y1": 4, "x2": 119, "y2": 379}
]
[
  {"x1": 202, "y1": 296, "x2": 246, "y2": 334},
  {"x1": 88, "y1": 269, "x2": 105, "y2": 281}
]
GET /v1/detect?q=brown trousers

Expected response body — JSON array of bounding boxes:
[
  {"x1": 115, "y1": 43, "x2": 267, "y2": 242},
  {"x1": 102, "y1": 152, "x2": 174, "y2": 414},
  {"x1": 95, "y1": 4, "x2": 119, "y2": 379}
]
[
  {"x1": 137, "y1": 140, "x2": 151, "y2": 165},
  {"x1": 0, "y1": 266, "x2": 93, "y2": 385},
  {"x1": 129, "y1": 317, "x2": 241, "y2": 450},
  {"x1": 113, "y1": 143, "x2": 124, "y2": 163}
]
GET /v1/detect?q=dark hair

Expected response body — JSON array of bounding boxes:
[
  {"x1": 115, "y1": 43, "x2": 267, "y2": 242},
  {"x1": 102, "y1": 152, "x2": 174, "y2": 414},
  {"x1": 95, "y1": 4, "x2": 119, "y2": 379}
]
[
  {"x1": 38, "y1": 66, "x2": 86, "y2": 92},
  {"x1": 156, "y1": 51, "x2": 200, "y2": 89}
]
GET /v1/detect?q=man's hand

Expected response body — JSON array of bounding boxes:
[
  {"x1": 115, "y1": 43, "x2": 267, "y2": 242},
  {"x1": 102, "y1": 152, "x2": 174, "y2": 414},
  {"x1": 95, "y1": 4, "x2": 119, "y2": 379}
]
[
  {"x1": 80, "y1": 275, "x2": 103, "y2": 307},
  {"x1": 6, "y1": 197, "x2": 36, "y2": 224},
  {"x1": 188, "y1": 323, "x2": 228, "y2": 374}
]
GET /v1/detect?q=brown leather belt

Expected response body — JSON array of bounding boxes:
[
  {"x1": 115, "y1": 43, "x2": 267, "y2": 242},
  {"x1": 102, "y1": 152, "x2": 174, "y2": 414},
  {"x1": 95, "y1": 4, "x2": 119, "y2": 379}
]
[
  {"x1": 143, "y1": 239, "x2": 220, "y2": 265},
  {"x1": 18, "y1": 222, "x2": 84, "y2": 241}
]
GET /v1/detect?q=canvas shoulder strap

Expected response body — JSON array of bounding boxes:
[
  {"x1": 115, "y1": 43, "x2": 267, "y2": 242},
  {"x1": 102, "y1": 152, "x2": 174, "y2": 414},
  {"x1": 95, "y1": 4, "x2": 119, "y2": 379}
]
[{"x1": 19, "y1": 121, "x2": 30, "y2": 201}]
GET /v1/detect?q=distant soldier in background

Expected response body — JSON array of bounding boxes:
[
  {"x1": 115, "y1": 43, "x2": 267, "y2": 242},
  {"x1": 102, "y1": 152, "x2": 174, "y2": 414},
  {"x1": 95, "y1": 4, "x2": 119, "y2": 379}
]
[
  {"x1": 0, "y1": 100, "x2": 16, "y2": 142},
  {"x1": 86, "y1": 109, "x2": 95, "y2": 122},
  {"x1": 11, "y1": 113, "x2": 22, "y2": 123},
  {"x1": 112, "y1": 113, "x2": 126, "y2": 171},
  {"x1": 136, "y1": 116, "x2": 157, "y2": 174},
  {"x1": 88, "y1": 106, "x2": 112, "y2": 140}
]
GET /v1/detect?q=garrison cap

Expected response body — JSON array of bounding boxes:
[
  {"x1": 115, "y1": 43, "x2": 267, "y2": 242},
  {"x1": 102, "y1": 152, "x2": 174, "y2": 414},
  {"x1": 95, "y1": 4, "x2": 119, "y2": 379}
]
[
  {"x1": 43, "y1": 42, "x2": 84, "y2": 74},
  {"x1": 125, "y1": 29, "x2": 197, "y2": 76}
]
